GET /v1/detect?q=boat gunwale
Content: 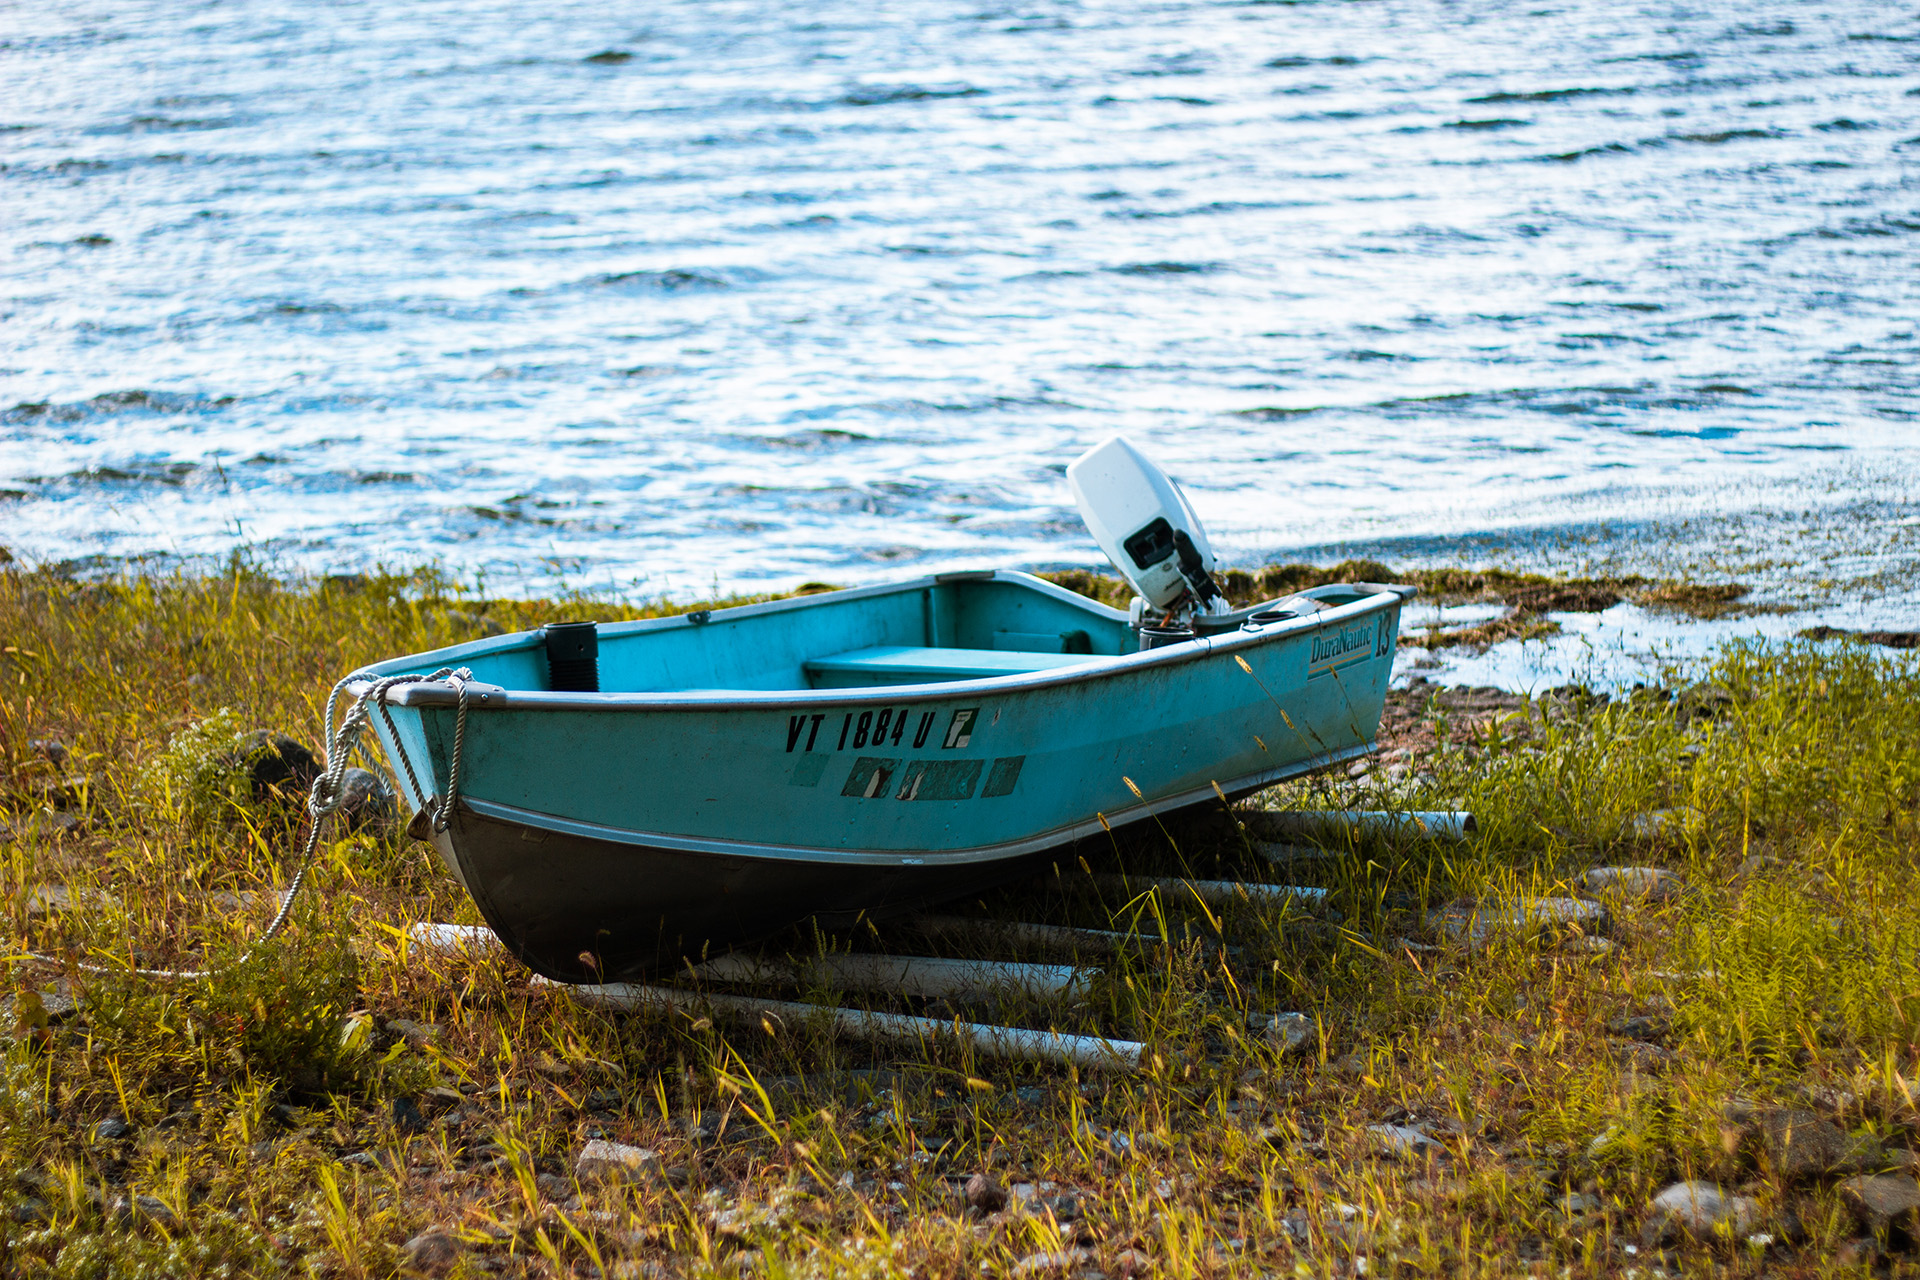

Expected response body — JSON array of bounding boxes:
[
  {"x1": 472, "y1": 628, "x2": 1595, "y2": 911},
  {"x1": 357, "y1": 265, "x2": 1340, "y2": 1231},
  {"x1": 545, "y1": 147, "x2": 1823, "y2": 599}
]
[
  {"x1": 455, "y1": 738, "x2": 1377, "y2": 865},
  {"x1": 351, "y1": 571, "x2": 1416, "y2": 712}
]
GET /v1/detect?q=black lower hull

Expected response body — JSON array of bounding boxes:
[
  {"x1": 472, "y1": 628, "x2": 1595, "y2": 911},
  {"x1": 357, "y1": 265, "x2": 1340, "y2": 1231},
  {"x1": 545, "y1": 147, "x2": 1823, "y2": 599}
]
[{"x1": 440, "y1": 806, "x2": 1058, "y2": 982}]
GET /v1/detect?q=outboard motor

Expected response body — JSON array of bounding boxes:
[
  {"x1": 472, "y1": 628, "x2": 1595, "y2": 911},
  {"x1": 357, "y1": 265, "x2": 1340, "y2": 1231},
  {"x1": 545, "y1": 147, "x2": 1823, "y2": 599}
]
[{"x1": 1068, "y1": 435, "x2": 1229, "y2": 625}]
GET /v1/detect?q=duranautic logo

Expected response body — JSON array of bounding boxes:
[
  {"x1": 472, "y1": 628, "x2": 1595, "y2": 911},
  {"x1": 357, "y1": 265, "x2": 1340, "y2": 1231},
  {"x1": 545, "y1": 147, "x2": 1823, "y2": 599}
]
[{"x1": 1311, "y1": 623, "x2": 1375, "y2": 665}]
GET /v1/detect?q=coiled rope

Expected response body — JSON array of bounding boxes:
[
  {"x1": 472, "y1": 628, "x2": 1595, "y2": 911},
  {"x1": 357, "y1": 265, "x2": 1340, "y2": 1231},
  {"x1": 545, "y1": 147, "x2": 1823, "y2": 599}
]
[{"x1": 17, "y1": 666, "x2": 473, "y2": 981}]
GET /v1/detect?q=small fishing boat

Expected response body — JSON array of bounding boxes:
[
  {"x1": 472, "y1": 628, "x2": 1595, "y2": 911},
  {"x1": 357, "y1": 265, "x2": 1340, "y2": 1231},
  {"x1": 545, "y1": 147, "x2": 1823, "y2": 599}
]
[{"x1": 357, "y1": 440, "x2": 1412, "y2": 980}]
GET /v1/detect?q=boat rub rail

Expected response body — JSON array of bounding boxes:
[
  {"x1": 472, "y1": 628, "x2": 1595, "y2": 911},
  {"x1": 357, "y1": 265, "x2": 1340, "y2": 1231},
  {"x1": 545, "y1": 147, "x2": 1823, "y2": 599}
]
[{"x1": 348, "y1": 576, "x2": 1415, "y2": 712}]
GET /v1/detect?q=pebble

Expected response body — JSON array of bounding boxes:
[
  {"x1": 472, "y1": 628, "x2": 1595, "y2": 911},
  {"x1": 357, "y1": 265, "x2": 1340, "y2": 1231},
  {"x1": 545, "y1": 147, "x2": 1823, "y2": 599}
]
[
  {"x1": 229, "y1": 730, "x2": 320, "y2": 798},
  {"x1": 1612, "y1": 1042, "x2": 1677, "y2": 1072},
  {"x1": 392, "y1": 1095, "x2": 427, "y2": 1134},
  {"x1": 1581, "y1": 866, "x2": 1679, "y2": 902},
  {"x1": 1366, "y1": 1123, "x2": 1438, "y2": 1159},
  {"x1": 4, "y1": 989, "x2": 79, "y2": 1032},
  {"x1": 386, "y1": 1018, "x2": 442, "y2": 1048},
  {"x1": 337, "y1": 767, "x2": 397, "y2": 829},
  {"x1": 1838, "y1": 1174, "x2": 1920, "y2": 1229},
  {"x1": 1647, "y1": 1181, "x2": 1758, "y2": 1238},
  {"x1": 1628, "y1": 809, "x2": 1704, "y2": 840},
  {"x1": 1428, "y1": 896, "x2": 1609, "y2": 945},
  {"x1": 1607, "y1": 1014, "x2": 1669, "y2": 1042},
  {"x1": 1009, "y1": 1248, "x2": 1098, "y2": 1278},
  {"x1": 108, "y1": 1193, "x2": 178, "y2": 1227},
  {"x1": 1558, "y1": 1191, "x2": 1603, "y2": 1217},
  {"x1": 964, "y1": 1172, "x2": 1008, "y2": 1213},
  {"x1": 1263, "y1": 1011, "x2": 1316, "y2": 1057},
  {"x1": 576, "y1": 1138, "x2": 662, "y2": 1184},
  {"x1": 92, "y1": 1117, "x2": 131, "y2": 1141},
  {"x1": 1724, "y1": 1106, "x2": 1865, "y2": 1179},
  {"x1": 29, "y1": 885, "x2": 111, "y2": 916},
  {"x1": 400, "y1": 1228, "x2": 467, "y2": 1277}
]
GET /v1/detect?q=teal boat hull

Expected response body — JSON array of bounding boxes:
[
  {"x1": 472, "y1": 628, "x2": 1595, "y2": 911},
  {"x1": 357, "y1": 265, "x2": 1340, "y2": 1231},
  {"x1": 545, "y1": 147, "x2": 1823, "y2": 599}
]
[{"x1": 356, "y1": 571, "x2": 1412, "y2": 980}]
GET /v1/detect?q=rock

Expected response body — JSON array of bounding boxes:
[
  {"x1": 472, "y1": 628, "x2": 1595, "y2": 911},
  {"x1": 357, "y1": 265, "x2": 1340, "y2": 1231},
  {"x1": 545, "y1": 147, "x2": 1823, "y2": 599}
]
[
  {"x1": 392, "y1": 1095, "x2": 427, "y2": 1134},
  {"x1": 1581, "y1": 866, "x2": 1679, "y2": 902},
  {"x1": 6, "y1": 989, "x2": 78, "y2": 1035},
  {"x1": 28, "y1": 738, "x2": 68, "y2": 767},
  {"x1": 1647, "y1": 1181, "x2": 1758, "y2": 1239},
  {"x1": 1838, "y1": 1174, "x2": 1920, "y2": 1230},
  {"x1": 1428, "y1": 896, "x2": 1609, "y2": 945},
  {"x1": 228, "y1": 730, "x2": 320, "y2": 799},
  {"x1": 1607, "y1": 1014, "x2": 1669, "y2": 1042},
  {"x1": 10, "y1": 1197, "x2": 49, "y2": 1224},
  {"x1": 400, "y1": 1228, "x2": 466, "y2": 1276},
  {"x1": 964, "y1": 1172, "x2": 1008, "y2": 1213},
  {"x1": 1038, "y1": 1193, "x2": 1081, "y2": 1222},
  {"x1": 1558, "y1": 1191, "x2": 1602, "y2": 1217},
  {"x1": 1367, "y1": 1123, "x2": 1439, "y2": 1159},
  {"x1": 1263, "y1": 1011, "x2": 1316, "y2": 1056},
  {"x1": 1113, "y1": 1248, "x2": 1152, "y2": 1278},
  {"x1": 1724, "y1": 1108, "x2": 1861, "y2": 1179},
  {"x1": 575, "y1": 1139, "x2": 662, "y2": 1184},
  {"x1": 28, "y1": 773, "x2": 95, "y2": 809},
  {"x1": 1627, "y1": 809, "x2": 1700, "y2": 841},
  {"x1": 107, "y1": 1194, "x2": 177, "y2": 1226},
  {"x1": 1612, "y1": 1042, "x2": 1676, "y2": 1072},
  {"x1": 386, "y1": 1018, "x2": 442, "y2": 1048},
  {"x1": 92, "y1": 1117, "x2": 131, "y2": 1141},
  {"x1": 1835, "y1": 1237, "x2": 1883, "y2": 1267},
  {"x1": 421, "y1": 1086, "x2": 464, "y2": 1112},
  {"x1": 1010, "y1": 1248, "x2": 1097, "y2": 1278},
  {"x1": 337, "y1": 768, "x2": 397, "y2": 829},
  {"x1": 29, "y1": 885, "x2": 111, "y2": 916}
]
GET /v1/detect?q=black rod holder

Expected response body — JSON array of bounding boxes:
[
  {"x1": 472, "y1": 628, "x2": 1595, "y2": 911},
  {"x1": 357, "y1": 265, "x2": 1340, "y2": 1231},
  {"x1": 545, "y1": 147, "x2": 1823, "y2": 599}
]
[{"x1": 542, "y1": 621, "x2": 600, "y2": 692}]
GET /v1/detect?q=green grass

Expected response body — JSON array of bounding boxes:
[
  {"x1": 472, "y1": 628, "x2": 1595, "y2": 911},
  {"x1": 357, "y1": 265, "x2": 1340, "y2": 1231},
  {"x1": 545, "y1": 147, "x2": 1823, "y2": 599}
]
[{"x1": 2, "y1": 560, "x2": 1919, "y2": 1277}]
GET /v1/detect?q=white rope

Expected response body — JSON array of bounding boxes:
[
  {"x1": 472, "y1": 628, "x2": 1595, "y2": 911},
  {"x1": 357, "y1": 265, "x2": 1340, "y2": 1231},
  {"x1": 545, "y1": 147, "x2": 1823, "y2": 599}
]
[{"x1": 14, "y1": 667, "x2": 471, "y2": 982}]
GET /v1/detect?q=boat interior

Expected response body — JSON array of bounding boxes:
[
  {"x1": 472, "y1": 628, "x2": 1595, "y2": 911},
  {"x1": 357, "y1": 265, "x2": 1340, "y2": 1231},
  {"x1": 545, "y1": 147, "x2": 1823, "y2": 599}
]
[{"x1": 393, "y1": 571, "x2": 1371, "y2": 695}]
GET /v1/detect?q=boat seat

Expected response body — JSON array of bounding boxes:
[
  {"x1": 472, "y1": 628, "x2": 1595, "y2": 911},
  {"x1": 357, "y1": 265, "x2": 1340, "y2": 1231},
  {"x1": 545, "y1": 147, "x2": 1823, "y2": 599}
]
[{"x1": 805, "y1": 645, "x2": 1103, "y2": 689}]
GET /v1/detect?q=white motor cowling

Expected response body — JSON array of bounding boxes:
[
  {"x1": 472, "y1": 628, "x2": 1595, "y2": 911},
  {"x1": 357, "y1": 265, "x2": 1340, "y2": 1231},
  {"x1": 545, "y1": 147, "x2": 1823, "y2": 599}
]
[{"x1": 1067, "y1": 435, "x2": 1227, "y2": 616}]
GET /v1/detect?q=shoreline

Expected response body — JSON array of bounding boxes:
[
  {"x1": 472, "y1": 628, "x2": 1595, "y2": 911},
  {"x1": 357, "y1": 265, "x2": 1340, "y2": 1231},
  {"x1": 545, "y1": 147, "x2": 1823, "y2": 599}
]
[{"x1": 7, "y1": 536, "x2": 1915, "y2": 696}]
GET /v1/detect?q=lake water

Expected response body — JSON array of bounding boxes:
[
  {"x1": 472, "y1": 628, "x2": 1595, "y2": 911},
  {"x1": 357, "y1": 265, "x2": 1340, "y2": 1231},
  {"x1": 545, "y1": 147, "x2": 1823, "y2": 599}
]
[{"x1": 3, "y1": 0, "x2": 1917, "y2": 606}]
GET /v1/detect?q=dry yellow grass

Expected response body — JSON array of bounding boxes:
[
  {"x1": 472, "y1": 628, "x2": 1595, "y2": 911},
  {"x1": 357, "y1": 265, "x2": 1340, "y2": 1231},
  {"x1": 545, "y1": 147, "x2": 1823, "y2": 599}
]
[{"x1": 2, "y1": 560, "x2": 1917, "y2": 1278}]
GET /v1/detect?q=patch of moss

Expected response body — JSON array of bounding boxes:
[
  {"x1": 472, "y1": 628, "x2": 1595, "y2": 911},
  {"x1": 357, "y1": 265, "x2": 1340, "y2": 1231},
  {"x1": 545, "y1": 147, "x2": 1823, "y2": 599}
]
[
  {"x1": 1419, "y1": 610, "x2": 1563, "y2": 651},
  {"x1": 1045, "y1": 559, "x2": 1750, "y2": 620}
]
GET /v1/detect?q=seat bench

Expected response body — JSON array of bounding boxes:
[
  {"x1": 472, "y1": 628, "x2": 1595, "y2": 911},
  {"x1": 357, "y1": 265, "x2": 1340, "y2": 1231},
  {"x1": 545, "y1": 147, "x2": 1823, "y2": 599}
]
[{"x1": 804, "y1": 645, "x2": 1102, "y2": 689}]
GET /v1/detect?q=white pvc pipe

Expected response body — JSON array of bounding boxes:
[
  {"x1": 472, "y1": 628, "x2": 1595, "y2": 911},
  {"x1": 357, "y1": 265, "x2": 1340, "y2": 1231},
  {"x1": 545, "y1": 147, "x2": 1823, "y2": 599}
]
[
  {"x1": 909, "y1": 915, "x2": 1158, "y2": 957},
  {"x1": 1244, "y1": 810, "x2": 1476, "y2": 843},
  {"x1": 532, "y1": 978, "x2": 1143, "y2": 1071},
  {"x1": 406, "y1": 922, "x2": 500, "y2": 955},
  {"x1": 1088, "y1": 874, "x2": 1329, "y2": 910},
  {"x1": 1253, "y1": 841, "x2": 1341, "y2": 864},
  {"x1": 690, "y1": 951, "x2": 1088, "y2": 999}
]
